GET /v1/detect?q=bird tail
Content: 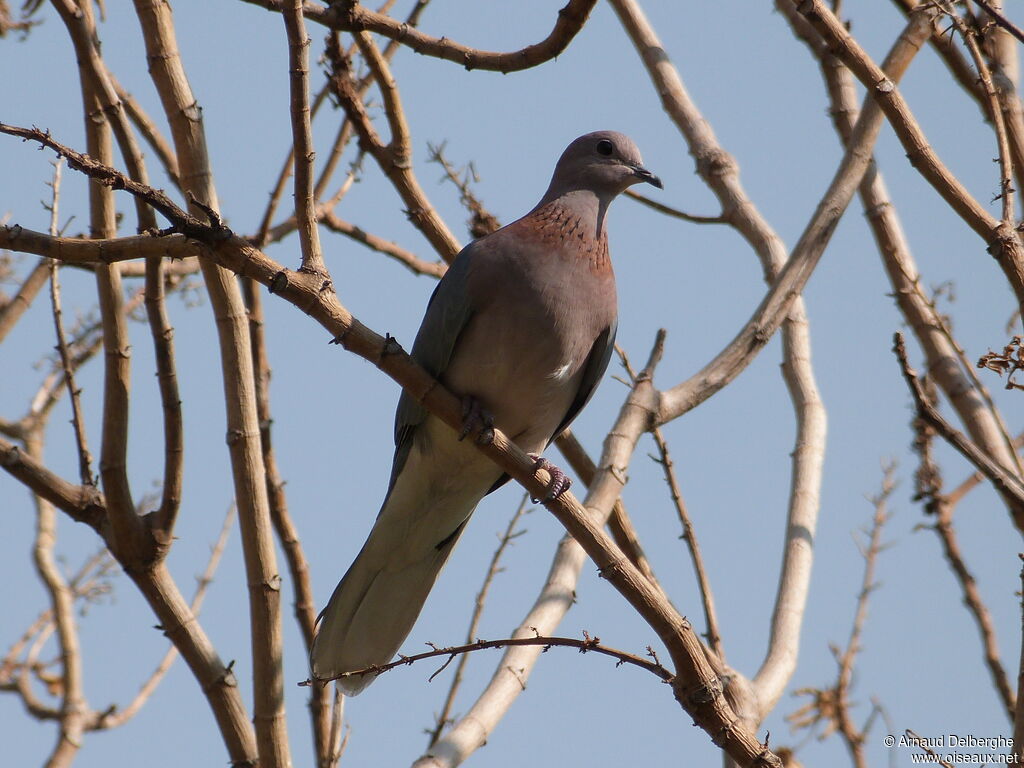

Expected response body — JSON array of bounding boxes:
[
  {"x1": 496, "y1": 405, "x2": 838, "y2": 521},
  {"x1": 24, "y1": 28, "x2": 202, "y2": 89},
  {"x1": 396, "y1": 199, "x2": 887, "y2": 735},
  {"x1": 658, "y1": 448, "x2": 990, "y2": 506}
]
[{"x1": 309, "y1": 493, "x2": 474, "y2": 696}]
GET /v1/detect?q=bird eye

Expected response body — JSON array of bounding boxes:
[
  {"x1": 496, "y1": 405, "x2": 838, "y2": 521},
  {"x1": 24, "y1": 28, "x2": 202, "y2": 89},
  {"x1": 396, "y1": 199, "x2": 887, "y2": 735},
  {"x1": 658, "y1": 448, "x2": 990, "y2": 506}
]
[{"x1": 595, "y1": 139, "x2": 614, "y2": 157}]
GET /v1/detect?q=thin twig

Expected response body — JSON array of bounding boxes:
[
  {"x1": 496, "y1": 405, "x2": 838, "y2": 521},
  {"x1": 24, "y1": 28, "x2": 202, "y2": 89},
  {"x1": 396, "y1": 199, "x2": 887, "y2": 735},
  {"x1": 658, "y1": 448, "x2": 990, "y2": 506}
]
[
  {"x1": 1, "y1": 549, "x2": 112, "y2": 682},
  {"x1": 944, "y1": 3, "x2": 1016, "y2": 225},
  {"x1": 836, "y1": 468, "x2": 894, "y2": 767},
  {"x1": 301, "y1": 633, "x2": 674, "y2": 689},
  {"x1": 616, "y1": 346, "x2": 721, "y2": 658},
  {"x1": 911, "y1": 407, "x2": 1016, "y2": 721},
  {"x1": 649, "y1": 428, "x2": 723, "y2": 661},
  {"x1": 45, "y1": 160, "x2": 94, "y2": 487},
  {"x1": 320, "y1": 212, "x2": 444, "y2": 278},
  {"x1": 428, "y1": 142, "x2": 501, "y2": 238},
  {"x1": 893, "y1": 332, "x2": 1024, "y2": 508},
  {"x1": 788, "y1": 467, "x2": 894, "y2": 768},
  {"x1": 624, "y1": 188, "x2": 726, "y2": 224},
  {"x1": 930, "y1": 494, "x2": 1015, "y2": 718}
]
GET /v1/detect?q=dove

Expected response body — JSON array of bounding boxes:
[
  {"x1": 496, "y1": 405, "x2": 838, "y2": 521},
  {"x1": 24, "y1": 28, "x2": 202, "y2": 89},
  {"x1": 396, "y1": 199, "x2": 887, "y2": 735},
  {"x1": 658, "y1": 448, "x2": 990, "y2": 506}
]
[{"x1": 311, "y1": 130, "x2": 662, "y2": 695}]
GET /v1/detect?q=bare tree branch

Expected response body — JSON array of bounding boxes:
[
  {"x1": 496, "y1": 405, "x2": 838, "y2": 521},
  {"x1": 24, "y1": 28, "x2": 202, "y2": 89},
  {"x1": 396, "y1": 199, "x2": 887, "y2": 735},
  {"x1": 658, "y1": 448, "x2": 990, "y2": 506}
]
[
  {"x1": 894, "y1": 331, "x2": 1024, "y2": 507},
  {"x1": 555, "y1": 428, "x2": 661, "y2": 588},
  {"x1": 282, "y1": 0, "x2": 327, "y2": 276},
  {"x1": 240, "y1": 272, "x2": 333, "y2": 766},
  {"x1": 945, "y1": 4, "x2": 1016, "y2": 226},
  {"x1": 26, "y1": 428, "x2": 87, "y2": 768},
  {"x1": 245, "y1": 0, "x2": 598, "y2": 73},
  {"x1": 110, "y1": 75, "x2": 181, "y2": 190},
  {"x1": 327, "y1": 29, "x2": 461, "y2": 261},
  {"x1": 0, "y1": 257, "x2": 49, "y2": 345},
  {"x1": 657, "y1": 4, "x2": 934, "y2": 423},
  {"x1": 131, "y1": 2, "x2": 293, "y2": 763},
  {"x1": 0, "y1": 226, "x2": 202, "y2": 265},
  {"x1": 930, "y1": 494, "x2": 1015, "y2": 719},
  {"x1": 795, "y1": 0, "x2": 1024, "y2": 319},
  {"x1": 780, "y1": 0, "x2": 1024, "y2": 532},
  {"x1": 975, "y1": 0, "x2": 1024, "y2": 47},
  {"x1": 99, "y1": 505, "x2": 236, "y2": 729},
  {"x1": 320, "y1": 212, "x2": 444, "y2": 277}
]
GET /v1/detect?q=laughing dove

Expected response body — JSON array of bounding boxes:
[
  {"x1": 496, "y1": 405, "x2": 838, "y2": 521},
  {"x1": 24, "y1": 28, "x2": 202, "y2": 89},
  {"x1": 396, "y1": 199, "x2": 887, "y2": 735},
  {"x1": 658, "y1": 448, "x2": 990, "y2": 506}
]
[{"x1": 311, "y1": 130, "x2": 662, "y2": 694}]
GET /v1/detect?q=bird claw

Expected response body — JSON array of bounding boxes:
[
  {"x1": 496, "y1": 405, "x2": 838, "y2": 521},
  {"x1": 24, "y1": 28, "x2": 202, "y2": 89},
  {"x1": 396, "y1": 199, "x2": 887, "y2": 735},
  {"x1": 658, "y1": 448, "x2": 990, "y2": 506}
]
[
  {"x1": 458, "y1": 396, "x2": 494, "y2": 445},
  {"x1": 528, "y1": 454, "x2": 572, "y2": 503}
]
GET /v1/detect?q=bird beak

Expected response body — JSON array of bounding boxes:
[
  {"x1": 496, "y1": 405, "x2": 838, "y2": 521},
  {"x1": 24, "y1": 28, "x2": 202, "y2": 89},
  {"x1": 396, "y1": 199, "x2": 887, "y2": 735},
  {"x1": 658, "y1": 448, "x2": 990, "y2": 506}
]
[{"x1": 632, "y1": 164, "x2": 663, "y2": 189}]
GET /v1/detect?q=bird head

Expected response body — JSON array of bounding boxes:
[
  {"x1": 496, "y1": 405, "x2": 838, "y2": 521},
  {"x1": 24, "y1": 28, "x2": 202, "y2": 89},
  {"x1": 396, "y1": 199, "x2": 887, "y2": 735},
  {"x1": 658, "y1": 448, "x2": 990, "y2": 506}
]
[{"x1": 547, "y1": 130, "x2": 663, "y2": 201}]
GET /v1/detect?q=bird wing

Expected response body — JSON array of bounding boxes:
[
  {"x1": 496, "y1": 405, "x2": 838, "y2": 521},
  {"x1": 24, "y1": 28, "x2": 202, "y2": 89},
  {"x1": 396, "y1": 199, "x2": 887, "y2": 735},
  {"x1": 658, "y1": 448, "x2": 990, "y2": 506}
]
[
  {"x1": 551, "y1": 320, "x2": 617, "y2": 441},
  {"x1": 389, "y1": 247, "x2": 475, "y2": 490}
]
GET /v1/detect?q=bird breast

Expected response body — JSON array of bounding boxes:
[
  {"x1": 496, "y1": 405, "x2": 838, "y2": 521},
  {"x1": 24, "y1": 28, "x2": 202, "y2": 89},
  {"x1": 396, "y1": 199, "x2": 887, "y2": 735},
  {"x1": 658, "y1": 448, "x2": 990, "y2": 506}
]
[{"x1": 444, "y1": 233, "x2": 615, "y2": 452}]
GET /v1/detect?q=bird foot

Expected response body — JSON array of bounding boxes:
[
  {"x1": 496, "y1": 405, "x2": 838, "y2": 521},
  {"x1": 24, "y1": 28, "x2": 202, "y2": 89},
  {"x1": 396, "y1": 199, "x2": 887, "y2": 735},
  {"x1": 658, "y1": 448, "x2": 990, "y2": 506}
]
[
  {"x1": 528, "y1": 454, "x2": 572, "y2": 503},
  {"x1": 458, "y1": 396, "x2": 495, "y2": 445}
]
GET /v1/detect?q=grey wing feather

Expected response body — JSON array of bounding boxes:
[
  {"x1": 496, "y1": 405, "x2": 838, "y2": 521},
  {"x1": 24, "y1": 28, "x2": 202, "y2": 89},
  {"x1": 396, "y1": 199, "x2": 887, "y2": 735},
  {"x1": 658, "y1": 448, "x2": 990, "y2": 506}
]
[
  {"x1": 389, "y1": 247, "x2": 475, "y2": 489},
  {"x1": 552, "y1": 321, "x2": 617, "y2": 441}
]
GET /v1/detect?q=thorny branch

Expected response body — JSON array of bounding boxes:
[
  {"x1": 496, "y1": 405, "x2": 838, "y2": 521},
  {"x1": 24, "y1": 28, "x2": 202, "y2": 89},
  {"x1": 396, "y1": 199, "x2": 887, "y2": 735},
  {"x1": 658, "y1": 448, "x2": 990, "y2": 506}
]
[{"x1": 301, "y1": 632, "x2": 674, "y2": 690}]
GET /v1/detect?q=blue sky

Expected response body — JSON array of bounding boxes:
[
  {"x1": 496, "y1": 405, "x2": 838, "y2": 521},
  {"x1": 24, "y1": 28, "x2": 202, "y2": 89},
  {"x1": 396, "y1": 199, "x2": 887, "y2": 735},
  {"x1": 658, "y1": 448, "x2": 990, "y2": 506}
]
[{"x1": 1, "y1": 2, "x2": 1021, "y2": 766}]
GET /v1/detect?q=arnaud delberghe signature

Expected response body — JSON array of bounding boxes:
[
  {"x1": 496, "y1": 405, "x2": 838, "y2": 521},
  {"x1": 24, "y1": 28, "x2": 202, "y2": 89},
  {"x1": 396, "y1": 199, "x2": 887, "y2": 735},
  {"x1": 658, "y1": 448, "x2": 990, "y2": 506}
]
[{"x1": 899, "y1": 734, "x2": 1014, "y2": 750}]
